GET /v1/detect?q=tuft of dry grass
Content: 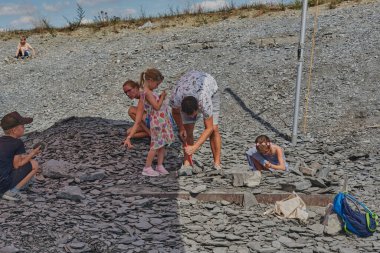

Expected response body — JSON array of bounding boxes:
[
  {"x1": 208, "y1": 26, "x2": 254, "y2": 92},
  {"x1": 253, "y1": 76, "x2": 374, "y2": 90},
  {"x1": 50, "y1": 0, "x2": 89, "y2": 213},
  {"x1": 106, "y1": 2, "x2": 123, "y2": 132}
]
[
  {"x1": 0, "y1": 0, "x2": 352, "y2": 40},
  {"x1": 327, "y1": 0, "x2": 348, "y2": 9}
]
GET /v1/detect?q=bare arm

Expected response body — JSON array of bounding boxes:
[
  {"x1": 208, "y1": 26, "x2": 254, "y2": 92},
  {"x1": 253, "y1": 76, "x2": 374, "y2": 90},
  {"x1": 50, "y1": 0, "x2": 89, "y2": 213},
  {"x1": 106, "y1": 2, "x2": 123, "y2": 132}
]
[
  {"x1": 172, "y1": 107, "x2": 182, "y2": 128},
  {"x1": 172, "y1": 107, "x2": 183, "y2": 130},
  {"x1": 145, "y1": 90, "x2": 165, "y2": 111},
  {"x1": 268, "y1": 145, "x2": 286, "y2": 171},
  {"x1": 15, "y1": 44, "x2": 21, "y2": 57},
  {"x1": 195, "y1": 116, "x2": 214, "y2": 148},
  {"x1": 185, "y1": 116, "x2": 214, "y2": 155},
  {"x1": 124, "y1": 97, "x2": 145, "y2": 147},
  {"x1": 13, "y1": 147, "x2": 40, "y2": 169},
  {"x1": 27, "y1": 43, "x2": 35, "y2": 56}
]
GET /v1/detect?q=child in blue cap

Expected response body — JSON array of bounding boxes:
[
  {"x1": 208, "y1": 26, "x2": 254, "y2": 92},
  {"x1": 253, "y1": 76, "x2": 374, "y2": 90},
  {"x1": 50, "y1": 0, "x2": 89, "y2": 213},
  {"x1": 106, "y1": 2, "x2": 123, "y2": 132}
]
[{"x1": 0, "y1": 111, "x2": 41, "y2": 201}]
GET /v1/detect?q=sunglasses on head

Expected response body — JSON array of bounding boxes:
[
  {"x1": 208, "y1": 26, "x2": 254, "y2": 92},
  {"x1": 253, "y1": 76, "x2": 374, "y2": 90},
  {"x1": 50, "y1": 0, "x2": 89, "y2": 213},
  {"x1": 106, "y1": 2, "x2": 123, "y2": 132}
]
[{"x1": 256, "y1": 142, "x2": 271, "y2": 147}]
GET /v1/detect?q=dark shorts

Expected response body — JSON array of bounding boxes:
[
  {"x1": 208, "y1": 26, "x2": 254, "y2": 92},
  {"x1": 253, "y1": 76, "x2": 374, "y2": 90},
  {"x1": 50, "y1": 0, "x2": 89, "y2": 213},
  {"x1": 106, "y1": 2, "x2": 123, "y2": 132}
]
[
  {"x1": 10, "y1": 162, "x2": 32, "y2": 188},
  {"x1": 17, "y1": 50, "x2": 30, "y2": 58}
]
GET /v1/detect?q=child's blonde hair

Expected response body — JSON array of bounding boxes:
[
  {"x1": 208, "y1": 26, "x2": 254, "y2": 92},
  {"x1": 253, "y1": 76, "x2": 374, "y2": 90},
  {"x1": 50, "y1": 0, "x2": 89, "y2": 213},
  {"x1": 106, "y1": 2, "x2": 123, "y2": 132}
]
[{"x1": 140, "y1": 68, "x2": 164, "y2": 88}]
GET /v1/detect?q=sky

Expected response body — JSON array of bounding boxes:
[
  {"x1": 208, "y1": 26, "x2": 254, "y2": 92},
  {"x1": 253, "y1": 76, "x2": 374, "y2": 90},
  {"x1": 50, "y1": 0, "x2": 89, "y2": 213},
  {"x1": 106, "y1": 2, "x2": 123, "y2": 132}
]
[{"x1": 0, "y1": 0, "x2": 279, "y2": 31}]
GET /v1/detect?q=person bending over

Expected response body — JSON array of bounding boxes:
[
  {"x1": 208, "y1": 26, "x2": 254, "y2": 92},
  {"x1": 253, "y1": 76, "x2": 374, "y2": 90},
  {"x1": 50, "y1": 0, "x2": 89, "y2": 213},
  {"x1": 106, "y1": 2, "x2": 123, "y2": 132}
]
[{"x1": 170, "y1": 70, "x2": 222, "y2": 170}]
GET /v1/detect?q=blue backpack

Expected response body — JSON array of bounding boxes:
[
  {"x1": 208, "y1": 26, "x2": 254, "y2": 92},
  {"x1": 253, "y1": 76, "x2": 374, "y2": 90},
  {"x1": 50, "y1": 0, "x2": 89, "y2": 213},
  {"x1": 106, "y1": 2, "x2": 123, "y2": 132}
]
[{"x1": 333, "y1": 192, "x2": 378, "y2": 237}]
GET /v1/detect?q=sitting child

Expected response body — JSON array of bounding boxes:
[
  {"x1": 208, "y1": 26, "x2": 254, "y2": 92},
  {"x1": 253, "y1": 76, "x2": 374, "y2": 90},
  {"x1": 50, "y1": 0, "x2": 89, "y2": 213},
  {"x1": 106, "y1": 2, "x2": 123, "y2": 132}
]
[
  {"x1": 0, "y1": 111, "x2": 41, "y2": 201},
  {"x1": 246, "y1": 135, "x2": 288, "y2": 171},
  {"x1": 15, "y1": 36, "x2": 35, "y2": 59}
]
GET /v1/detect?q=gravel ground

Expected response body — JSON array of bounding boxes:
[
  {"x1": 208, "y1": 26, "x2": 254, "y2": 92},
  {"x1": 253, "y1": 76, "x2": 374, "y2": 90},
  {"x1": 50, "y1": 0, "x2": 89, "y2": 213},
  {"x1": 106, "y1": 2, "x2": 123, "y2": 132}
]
[{"x1": 0, "y1": 1, "x2": 379, "y2": 252}]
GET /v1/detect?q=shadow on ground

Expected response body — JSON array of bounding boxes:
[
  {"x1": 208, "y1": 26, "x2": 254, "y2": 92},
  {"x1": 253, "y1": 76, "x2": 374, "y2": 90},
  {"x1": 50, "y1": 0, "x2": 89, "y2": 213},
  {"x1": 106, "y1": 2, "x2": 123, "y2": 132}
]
[
  {"x1": 224, "y1": 88, "x2": 290, "y2": 141},
  {"x1": 1, "y1": 116, "x2": 185, "y2": 252}
]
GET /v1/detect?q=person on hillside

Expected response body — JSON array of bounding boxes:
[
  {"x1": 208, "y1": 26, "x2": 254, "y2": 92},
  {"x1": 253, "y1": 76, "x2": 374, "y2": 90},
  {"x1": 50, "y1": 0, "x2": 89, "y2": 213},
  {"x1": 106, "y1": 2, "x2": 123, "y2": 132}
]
[
  {"x1": 124, "y1": 69, "x2": 175, "y2": 177},
  {"x1": 15, "y1": 36, "x2": 35, "y2": 59},
  {"x1": 0, "y1": 111, "x2": 41, "y2": 201},
  {"x1": 246, "y1": 135, "x2": 288, "y2": 171},
  {"x1": 170, "y1": 70, "x2": 222, "y2": 170},
  {"x1": 123, "y1": 80, "x2": 150, "y2": 139}
]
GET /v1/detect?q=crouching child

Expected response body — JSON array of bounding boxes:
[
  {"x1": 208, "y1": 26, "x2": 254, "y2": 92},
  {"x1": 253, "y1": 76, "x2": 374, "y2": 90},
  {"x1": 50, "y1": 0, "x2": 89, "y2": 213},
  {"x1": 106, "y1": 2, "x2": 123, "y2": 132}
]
[
  {"x1": 246, "y1": 135, "x2": 288, "y2": 172},
  {"x1": 0, "y1": 111, "x2": 41, "y2": 201}
]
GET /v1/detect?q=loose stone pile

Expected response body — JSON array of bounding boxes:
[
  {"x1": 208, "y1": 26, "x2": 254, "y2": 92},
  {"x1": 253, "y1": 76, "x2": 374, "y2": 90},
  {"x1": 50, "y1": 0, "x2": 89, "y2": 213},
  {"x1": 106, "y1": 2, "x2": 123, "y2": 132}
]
[
  {"x1": 0, "y1": 1, "x2": 379, "y2": 252},
  {"x1": 0, "y1": 116, "x2": 378, "y2": 253}
]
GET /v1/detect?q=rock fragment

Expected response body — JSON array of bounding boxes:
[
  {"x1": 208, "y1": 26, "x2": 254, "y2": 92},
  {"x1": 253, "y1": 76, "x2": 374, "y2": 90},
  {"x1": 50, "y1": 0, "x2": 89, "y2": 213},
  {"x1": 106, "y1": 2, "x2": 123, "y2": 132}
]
[{"x1": 56, "y1": 186, "x2": 85, "y2": 201}]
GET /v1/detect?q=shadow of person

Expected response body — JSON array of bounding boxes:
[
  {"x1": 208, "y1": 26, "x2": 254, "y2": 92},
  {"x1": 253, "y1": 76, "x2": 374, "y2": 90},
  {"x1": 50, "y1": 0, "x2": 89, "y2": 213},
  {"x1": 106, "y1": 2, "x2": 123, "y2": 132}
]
[
  {"x1": 19, "y1": 116, "x2": 185, "y2": 252},
  {"x1": 224, "y1": 87, "x2": 290, "y2": 141}
]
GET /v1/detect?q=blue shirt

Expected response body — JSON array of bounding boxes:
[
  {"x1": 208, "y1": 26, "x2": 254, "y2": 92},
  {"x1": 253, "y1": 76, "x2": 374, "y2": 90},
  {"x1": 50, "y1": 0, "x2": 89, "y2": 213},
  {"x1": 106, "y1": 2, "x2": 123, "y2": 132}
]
[{"x1": 0, "y1": 136, "x2": 26, "y2": 193}]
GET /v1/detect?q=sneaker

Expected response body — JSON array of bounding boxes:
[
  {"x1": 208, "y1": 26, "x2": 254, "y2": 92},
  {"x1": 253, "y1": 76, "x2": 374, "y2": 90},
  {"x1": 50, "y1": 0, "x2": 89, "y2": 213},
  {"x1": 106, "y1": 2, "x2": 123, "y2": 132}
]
[
  {"x1": 2, "y1": 190, "x2": 22, "y2": 201},
  {"x1": 156, "y1": 165, "x2": 169, "y2": 175},
  {"x1": 19, "y1": 177, "x2": 35, "y2": 191},
  {"x1": 177, "y1": 164, "x2": 193, "y2": 176},
  {"x1": 142, "y1": 166, "x2": 159, "y2": 177},
  {"x1": 213, "y1": 164, "x2": 222, "y2": 170}
]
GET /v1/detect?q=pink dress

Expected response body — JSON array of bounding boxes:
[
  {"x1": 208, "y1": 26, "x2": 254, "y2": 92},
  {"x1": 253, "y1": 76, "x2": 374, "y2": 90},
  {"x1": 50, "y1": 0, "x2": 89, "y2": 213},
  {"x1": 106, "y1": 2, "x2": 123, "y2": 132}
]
[{"x1": 143, "y1": 91, "x2": 174, "y2": 150}]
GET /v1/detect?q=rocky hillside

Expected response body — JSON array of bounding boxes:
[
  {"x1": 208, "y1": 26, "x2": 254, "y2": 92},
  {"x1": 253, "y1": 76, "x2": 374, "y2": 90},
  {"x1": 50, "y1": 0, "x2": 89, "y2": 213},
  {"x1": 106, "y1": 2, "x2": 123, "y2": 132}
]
[
  {"x1": 1, "y1": 1, "x2": 378, "y2": 147},
  {"x1": 0, "y1": 1, "x2": 379, "y2": 252}
]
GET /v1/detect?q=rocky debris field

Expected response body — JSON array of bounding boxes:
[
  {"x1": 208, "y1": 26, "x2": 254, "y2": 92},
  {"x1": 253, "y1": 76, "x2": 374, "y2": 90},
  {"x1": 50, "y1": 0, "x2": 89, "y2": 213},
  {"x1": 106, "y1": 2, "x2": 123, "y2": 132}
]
[
  {"x1": 1, "y1": 1, "x2": 379, "y2": 252},
  {"x1": 0, "y1": 116, "x2": 379, "y2": 253}
]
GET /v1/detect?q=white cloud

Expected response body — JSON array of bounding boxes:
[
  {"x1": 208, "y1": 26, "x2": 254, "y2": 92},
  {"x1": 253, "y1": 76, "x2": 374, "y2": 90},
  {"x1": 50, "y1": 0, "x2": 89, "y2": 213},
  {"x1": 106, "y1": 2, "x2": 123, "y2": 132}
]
[
  {"x1": 192, "y1": 0, "x2": 228, "y2": 11},
  {"x1": 77, "y1": 0, "x2": 117, "y2": 7},
  {"x1": 0, "y1": 27, "x2": 6, "y2": 32},
  {"x1": 124, "y1": 8, "x2": 137, "y2": 16},
  {"x1": 10, "y1": 16, "x2": 37, "y2": 26},
  {"x1": 81, "y1": 18, "x2": 93, "y2": 24},
  {"x1": 43, "y1": 1, "x2": 70, "y2": 12},
  {"x1": 0, "y1": 4, "x2": 37, "y2": 16},
  {"x1": 249, "y1": 0, "x2": 277, "y2": 3}
]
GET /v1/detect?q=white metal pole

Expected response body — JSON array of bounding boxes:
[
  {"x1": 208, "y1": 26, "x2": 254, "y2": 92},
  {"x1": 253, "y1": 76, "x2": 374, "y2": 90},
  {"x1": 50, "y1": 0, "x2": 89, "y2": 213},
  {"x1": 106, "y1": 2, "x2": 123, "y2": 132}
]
[{"x1": 292, "y1": 0, "x2": 308, "y2": 145}]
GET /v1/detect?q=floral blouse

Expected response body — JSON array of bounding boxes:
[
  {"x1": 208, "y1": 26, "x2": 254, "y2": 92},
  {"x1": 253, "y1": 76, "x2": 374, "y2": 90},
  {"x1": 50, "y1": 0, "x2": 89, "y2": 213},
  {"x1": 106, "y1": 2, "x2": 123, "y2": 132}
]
[
  {"x1": 169, "y1": 70, "x2": 218, "y2": 118},
  {"x1": 143, "y1": 91, "x2": 174, "y2": 149}
]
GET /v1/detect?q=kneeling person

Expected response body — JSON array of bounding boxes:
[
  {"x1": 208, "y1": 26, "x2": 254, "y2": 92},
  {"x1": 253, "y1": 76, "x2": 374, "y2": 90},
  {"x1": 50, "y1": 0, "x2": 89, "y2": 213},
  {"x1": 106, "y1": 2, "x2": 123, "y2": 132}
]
[
  {"x1": 246, "y1": 135, "x2": 288, "y2": 171},
  {"x1": 0, "y1": 111, "x2": 41, "y2": 201}
]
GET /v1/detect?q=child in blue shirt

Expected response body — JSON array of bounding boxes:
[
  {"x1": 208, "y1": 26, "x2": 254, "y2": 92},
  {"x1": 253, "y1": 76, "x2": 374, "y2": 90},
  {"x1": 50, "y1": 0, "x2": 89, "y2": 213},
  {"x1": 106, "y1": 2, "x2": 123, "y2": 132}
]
[{"x1": 246, "y1": 135, "x2": 288, "y2": 171}]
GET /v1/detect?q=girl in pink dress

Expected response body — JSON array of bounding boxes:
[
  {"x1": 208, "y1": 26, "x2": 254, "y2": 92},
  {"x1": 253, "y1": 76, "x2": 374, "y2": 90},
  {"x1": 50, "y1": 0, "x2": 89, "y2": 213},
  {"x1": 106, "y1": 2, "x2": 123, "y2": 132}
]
[{"x1": 124, "y1": 69, "x2": 174, "y2": 177}]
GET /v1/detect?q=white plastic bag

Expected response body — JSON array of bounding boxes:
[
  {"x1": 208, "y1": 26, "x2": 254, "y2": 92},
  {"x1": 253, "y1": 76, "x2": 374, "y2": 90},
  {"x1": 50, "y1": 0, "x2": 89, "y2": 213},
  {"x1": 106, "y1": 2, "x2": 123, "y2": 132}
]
[
  {"x1": 245, "y1": 170, "x2": 262, "y2": 187},
  {"x1": 264, "y1": 192, "x2": 308, "y2": 221}
]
